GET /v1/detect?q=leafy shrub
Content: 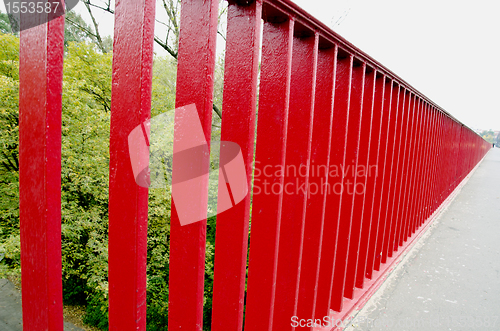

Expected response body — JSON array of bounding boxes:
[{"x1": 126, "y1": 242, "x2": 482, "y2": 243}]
[{"x1": 0, "y1": 32, "x2": 223, "y2": 330}]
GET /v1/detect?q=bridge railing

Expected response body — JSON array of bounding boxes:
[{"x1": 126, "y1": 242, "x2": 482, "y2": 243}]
[{"x1": 18, "y1": 0, "x2": 491, "y2": 330}]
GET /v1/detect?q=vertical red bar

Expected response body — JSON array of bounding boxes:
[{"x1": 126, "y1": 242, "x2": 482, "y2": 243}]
[
  {"x1": 393, "y1": 94, "x2": 418, "y2": 251},
  {"x1": 330, "y1": 58, "x2": 364, "y2": 312},
  {"x1": 211, "y1": 1, "x2": 262, "y2": 330},
  {"x1": 411, "y1": 102, "x2": 431, "y2": 232},
  {"x1": 421, "y1": 108, "x2": 438, "y2": 224},
  {"x1": 451, "y1": 121, "x2": 461, "y2": 189},
  {"x1": 365, "y1": 77, "x2": 391, "y2": 279},
  {"x1": 416, "y1": 106, "x2": 432, "y2": 228},
  {"x1": 314, "y1": 53, "x2": 352, "y2": 319},
  {"x1": 380, "y1": 87, "x2": 406, "y2": 262},
  {"x1": 373, "y1": 82, "x2": 399, "y2": 271},
  {"x1": 430, "y1": 112, "x2": 443, "y2": 214},
  {"x1": 343, "y1": 64, "x2": 375, "y2": 300},
  {"x1": 168, "y1": 0, "x2": 218, "y2": 329},
  {"x1": 108, "y1": 0, "x2": 155, "y2": 329},
  {"x1": 272, "y1": 29, "x2": 319, "y2": 331},
  {"x1": 453, "y1": 123, "x2": 463, "y2": 188},
  {"x1": 19, "y1": 7, "x2": 65, "y2": 330},
  {"x1": 244, "y1": 15, "x2": 294, "y2": 331},
  {"x1": 425, "y1": 110, "x2": 441, "y2": 221},
  {"x1": 440, "y1": 116, "x2": 451, "y2": 202},
  {"x1": 386, "y1": 90, "x2": 411, "y2": 257},
  {"x1": 296, "y1": 44, "x2": 337, "y2": 326},
  {"x1": 440, "y1": 115, "x2": 450, "y2": 203},
  {"x1": 433, "y1": 113, "x2": 446, "y2": 210},
  {"x1": 456, "y1": 126, "x2": 463, "y2": 182},
  {"x1": 405, "y1": 99, "x2": 423, "y2": 238},
  {"x1": 400, "y1": 97, "x2": 421, "y2": 244},
  {"x1": 356, "y1": 72, "x2": 384, "y2": 286}
]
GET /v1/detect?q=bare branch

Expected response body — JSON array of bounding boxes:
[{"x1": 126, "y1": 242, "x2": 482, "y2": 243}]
[
  {"x1": 66, "y1": 16, "x2": 100, "y2": 41},
  {"x1": 82, "y1": 0, "x2": 107, "y2": 53},
  {"x1": 87, "y1": 1, "x2": 114, "y2": 14},
  {"x1": 213, "y1": 104, "x2": 222, "y2": 119},
  {"x1": 217, "y1": 30, "x2": 226, "y2": 41},
  {"x1": 154, "y1": 36, "x2": 178, "y2": 59}
]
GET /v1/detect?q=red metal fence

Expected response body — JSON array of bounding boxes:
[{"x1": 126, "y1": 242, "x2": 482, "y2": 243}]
[{"x1": 18, "y1": 0, "x2": 491, "y2": 330}]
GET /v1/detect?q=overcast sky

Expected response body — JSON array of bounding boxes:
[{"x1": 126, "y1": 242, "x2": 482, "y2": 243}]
[
  {"x1": 293, "y1": 0, "x2": 500, "y2": 132},
  {"x1": 3, "y1": 0, "x2": 498, "y2": 131}
]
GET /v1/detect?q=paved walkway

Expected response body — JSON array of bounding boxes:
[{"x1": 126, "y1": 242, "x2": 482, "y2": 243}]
[
  {"x1": 345, "y1": 148, "x2": 500, "y2": 331},
  {"x1": 0, "y1": 279, "x2": 83, "y2": 331}
]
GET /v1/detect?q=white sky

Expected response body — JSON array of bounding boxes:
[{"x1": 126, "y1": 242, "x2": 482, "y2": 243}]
[
  {"x1": 292, "y1": 0, "x2": 500, "y2": 132},
  {"x1": 3, "y1": 0, "x2": 498, "y2": 131}
]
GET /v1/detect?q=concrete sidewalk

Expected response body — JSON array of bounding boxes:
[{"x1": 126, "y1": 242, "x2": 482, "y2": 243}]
[
  {"x1": 0, "y1": 279, "x2": 83, "y2": 331},
  {"x1": 345, "y1": 148, "x2": 500, "y2": 331}
]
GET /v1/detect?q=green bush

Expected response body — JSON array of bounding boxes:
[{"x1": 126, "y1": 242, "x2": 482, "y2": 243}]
[{"x1": 0, "y1": 32, "x2": 223, "y2": 330}]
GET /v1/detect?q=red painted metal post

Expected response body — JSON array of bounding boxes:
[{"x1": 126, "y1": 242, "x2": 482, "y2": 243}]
[
  {"x1": 344, "y1": 66, "x2": 375, "y2": 298},
  {"x1": 411, "y1": 102, "x2": 431, "y2": 233},
  {"x1": 393, "y1": 93, "x2": 416, "y2": 249},
  {"x1": 167, "y1": 0, "x2": 218, "y2": 329},
  {"x1": 244, "y1": 15, "x2": 294, "y2": 331},
  {"x1": 210, "y1": 1, "x2": 261, "y2": 330},
  {"x1": 386, "y1": 90, "x2": 411, "y2": 257},
  {"x1": 400, "y1": 97, "x2": 421, "y2": 244},
  {"x1": 450, "y1": 121, "x2": 461, "y2": 191},
  {"x1": 405, "y1": 99, "x2": 423, "y2": 237},
  {"x1": 296, "y1": 44, "x2": 336, "y2": 326},
  {"x1": 330, "y1": 57, "x2": 364, "y2": 313},
  {"x1": 19, "y1": 7, "x2": 65, "y2": 330},
  {"x1": 432, "y1": 112, "x2": 445, "y2": 211},
  {"x1": 356, "y1": 73, "x2": 385, "y2": 285},
  {"x1": 416, "y1": 105, "x2": 431, "y2": 229},
  {"x1": 381, "y1": 87, "x2": 405, "y2": 262},
  {"x1": 422, "y1": 108, "x2": 439, "y2": 224},
  {"x1": 108, "y1": 0, "x2": 155, "y2": 329},
  {"x1": 373, "y1": 81, "x2": 398, "y2": 271},
  {"x1": 412, "y1": 100, "x2": 429, "y2": 233},
  {"x1": 365, "y1": 77, "x2": 390, "y2": 279},
  {"x1": 314, "y1": 53, "x2": 351, "y2": 318},
  {"x1": 421, "y1": 104, "x2": 436, "y2": 227},
  {"x1": 273, "y1": 29, "x2": 319, "y2": 331},
  {"x1": 427, "y1": 111, "x2": 440, "y2": 217},
  {"x1": 453, "y1": 123, "x2": 464, "y2": 188},
  {"x1": 340, "y1": 63, "x2": 373, "y2": 299},
  {"x1": 425, "y1": 110, "x2": 442, "y2": 222}
]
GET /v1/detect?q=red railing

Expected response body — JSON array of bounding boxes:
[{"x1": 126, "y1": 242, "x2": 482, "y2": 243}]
[{"x1": 18, "y1": 0, "x2": 491, "y2": 330}]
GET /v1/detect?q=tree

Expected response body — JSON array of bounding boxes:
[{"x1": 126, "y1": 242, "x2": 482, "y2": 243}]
[
  {"x1": 70, "y1": 0, "x2": 227, "y2": 118},
  {"x1": 479, "y1": 130, "x2": 495, "y2": 143},
  {"x1": 0, "y1": 33, "x2": 20, "y2": 271},
  {"x1": 0, "y1": 13, "x2": 13, "y2": 34}
]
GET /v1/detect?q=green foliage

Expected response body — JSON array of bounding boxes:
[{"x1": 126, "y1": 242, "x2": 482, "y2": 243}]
[
  {"x1": 83, "y1": 291, "x2": 109, "y2": 330},
  {"x1": 0, "y1": 13, "x2": 13, "y2": 34},
  {"x1": 59, "y1": 44, "x2": 111, "y2": 321},
  {"x1": 0, "y1": 31, "x2": 225, "y2": 330},
  {"x1": 64, "y1": 11, "x2": 94, "y2": 47},
  {"x1": 203, "y1": 215, "x2": 217, "y2": 331},
  {"x1": 479, "y1": 130, "x2": 496, "y2": 144},
  {"x1": 0, "y1": 33, "x2": 20, "y2": 270}
]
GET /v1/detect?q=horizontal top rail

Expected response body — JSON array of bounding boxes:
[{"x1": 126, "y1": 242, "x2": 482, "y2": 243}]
[{"x1": 262, "y1": 0, "x2": 470, "y2": 130}]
